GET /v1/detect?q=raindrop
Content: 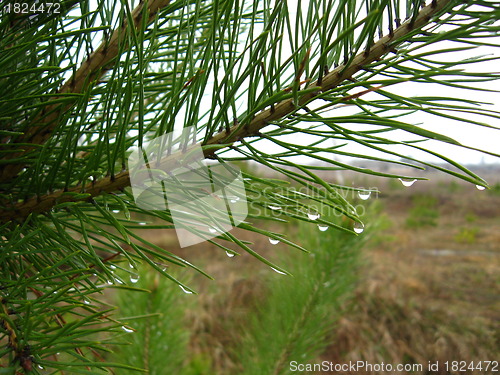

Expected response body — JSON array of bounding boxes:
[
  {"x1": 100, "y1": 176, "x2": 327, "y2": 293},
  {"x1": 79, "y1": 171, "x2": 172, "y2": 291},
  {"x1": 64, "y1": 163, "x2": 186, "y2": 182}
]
[
  {"x1": 121, "y1": 326, "x2": 134, "y2": 333},
  {"x1": 112, "y1": 210, "x2": 120, "y2": 213},
  {"x1": 109, "y1": 264, "x2": 117, "y2": 270},
  {"x1": 138, "y1": 222, "x2": 147, "y2": 226},
  {"x1": 353, "y1": 222, "x2": 365, "y2": 234},
  {"x1": 317, "y1": 224, "x2": 329, "y2": 232},
  {"x1": 269, "y1": 238, "x2": 280, "y2": 245},
  {"x1": 307, "y1": 210, "x2": 320, "y2": 220},
  {"x1": 398, "y1": 178, "x2": 416, "y2": 187},
  {"x1": 128, "y1": 262, "x2": 135, "y2": 269},
  {"x1": 229, "y1": 196, "x2": 240, "y2": 203},
  {"x1": 106, "y1": 279, "x2": 114, "y2": 285},
  {"x1": 271, "y1": 267, "x2": 286, "y2": 275},
  {"x1": 476, "y1": 185, "x2": 486, "y2": 191},
  {"x1": 83, "y1": 298, "x2": 91, "y2": 305},
  {"x1": 208, "y1": 227, "x2": 218, "y2": 234},
  {"x1": 268, "y1": 205, "x2": 282, "y2": 211},
  {"x1": 114, "y1": 278, "x2": 124, "y2": 285},
  {"x1": 129, "y1": 274, "x2": 140, "y2": 284},
  {"x1": 179, "y1": 285, "x2": 194, "y2": 294},
  {"x1": 225, "y1": 251, "x2": 235, "y2": 258},
  {"x1": 38, "y1": 365, "x2": 44, "y2": 370},
  {"x1": 357, "y1": 190, "x2": 371, "y2": 200}
]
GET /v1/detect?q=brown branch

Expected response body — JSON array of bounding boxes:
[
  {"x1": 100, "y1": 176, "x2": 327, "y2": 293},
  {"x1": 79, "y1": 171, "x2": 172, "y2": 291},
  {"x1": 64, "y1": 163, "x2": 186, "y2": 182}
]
[
  {"x1": 0, "y1": 0, "x2": 172, "y2": 184},
  {"x1": 0, "y1": 0, "x2": 454, "y2": 223}
]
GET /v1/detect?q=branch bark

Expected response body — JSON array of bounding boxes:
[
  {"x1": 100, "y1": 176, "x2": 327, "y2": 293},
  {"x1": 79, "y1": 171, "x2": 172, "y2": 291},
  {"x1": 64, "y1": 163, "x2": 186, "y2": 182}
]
[
  {"x1": 0, "y1": 0, "x2": 172, "y2": 183},
  {"x1": 0, "y1": 0, "x2": 454, "y2": 223}
]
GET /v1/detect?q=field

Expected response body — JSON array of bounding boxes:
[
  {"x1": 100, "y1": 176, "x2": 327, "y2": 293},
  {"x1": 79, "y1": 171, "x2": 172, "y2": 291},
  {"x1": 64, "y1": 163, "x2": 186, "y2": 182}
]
[
  {"x1": 112, "y1": 165, "x2": 500, "y2": 374},
  {"x1": 320, "y1": 170, "x2": 500, "y2": 374}
]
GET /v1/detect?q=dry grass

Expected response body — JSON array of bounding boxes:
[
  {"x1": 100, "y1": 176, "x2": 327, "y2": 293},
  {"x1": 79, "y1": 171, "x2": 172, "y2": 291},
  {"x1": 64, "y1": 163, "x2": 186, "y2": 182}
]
[
  {"x1": 127, "y1": 169, "x2": 500, "y2": 374},
  {"x1": 319, "y1": 175, "x2": 500, "y2": 374}
]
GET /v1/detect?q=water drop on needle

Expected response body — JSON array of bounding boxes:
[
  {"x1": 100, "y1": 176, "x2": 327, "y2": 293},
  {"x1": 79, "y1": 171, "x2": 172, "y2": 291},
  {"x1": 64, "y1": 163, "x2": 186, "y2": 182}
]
[
  {"x1": 399, "y1": 178, "x2": 416, "y2": 187},
  {"x1": 268, "y1": 205, "x2": 282, "y2": 211},
  {"x1": 208, "y1": 227, "x2": 217, "y2": 234},
  {"x1": 476, "y1": 185, "x2": 486, "y2": 191},
  {"x1": 307, "y1": 211, "x2": 320, "y2": 220},
  {"x1": 353, "y1": 222, "x2": 365, "y2": 234},
  {"x1": 271, "y1": 267, "x2": 286, "y2": 275},
  {"x1": 179, "y1": 285, "x2": 194, "y2": 294},
  {"x1": 129, "y1": 274, "x2": 140, "y2": 284},
  {"x1": 269, "y1": 238, "x2": 280, "y2": 245},
  {"x1": 226, "y1": 251, "x2": 235, "y2": 258},
  {"x1": 358, "y1": 190, "x2": 371, "y2": 200},
  {"x1": 121, "y1": 326, "x2": 134, "y2": 333},
  {"x1": 317, "y1": 224, "x2": 329, "y2": 232}
]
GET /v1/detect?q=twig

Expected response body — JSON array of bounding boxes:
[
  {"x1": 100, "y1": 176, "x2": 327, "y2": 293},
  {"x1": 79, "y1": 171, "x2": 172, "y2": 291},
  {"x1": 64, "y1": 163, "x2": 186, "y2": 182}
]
[
  {"x1": 0, "y1": 0, "x2": 454, "y2": 223},
  {"x1": 0, "y1": 0, "x2": 172, "y2": 183}
]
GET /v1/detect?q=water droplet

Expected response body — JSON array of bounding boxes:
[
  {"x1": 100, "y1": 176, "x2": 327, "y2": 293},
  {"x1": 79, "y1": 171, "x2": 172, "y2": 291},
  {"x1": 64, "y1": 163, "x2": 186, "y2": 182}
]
[
  {"x1": 38, "y1": 365, "x2": 44, "y2": 370},
  {"x1": 112, "y1": 209, "x2": 120, "y2": 213},
  {"x1": 357, "y1": 190, "x2": 371, "y2": 200},
  {"x1": 129, "y1": 273, "x2": 140, "y2": 283},
  {"x1": 399, "y1": 178, "x2": 416, "y2": 187},
  {"x1": 121, "y1": 326, "x2": 134, "y2": 333},
  {"x1": 106, "y1": 279, "x2": 114, "y2": 285},
  {"x1": 268, "y1": 205, "x2": 282, "y2": 211},
  {"x1": 353, "y1": 222, "x2": 365, "y2": 234},
  {"x1": 269, "y1": 238, "x2": 280, "y2": 245},
  {"x1": 138, "y1": 222, "x2": 147, "y2": 226},
  {"x1": 179, "y1": 285, "x2": 193, "y2": 294},
  {"x1": 109, "y1": 264, "x2": 116, "y2": 270},
  {"x1": 271, "y1": 267, "x2": 286, "y2": 275},
  {"x1": 114, "y1": 277, "x2": 124, "y2": 285},
  {"x1": 476, "y1": 184, "x2": 486, "y2": 191},
  {"x1": 83, "y1": 298, "x2": 91, "y2": 305},
  {"x1": 318, "y1": 224, "x2": 329, "y2": 232},
  {"x1": 225, "y1": 251, "x2": 235, "y2": 258},
  {"x1": 307, "y1": 210, "x2": 320, "y2": 220},
  {"x1": 229, "y1": 196, "x2": 240, "y2": 203},
  {"x1": 208, "y1": 227, "x2": 218, "y2": 234}
]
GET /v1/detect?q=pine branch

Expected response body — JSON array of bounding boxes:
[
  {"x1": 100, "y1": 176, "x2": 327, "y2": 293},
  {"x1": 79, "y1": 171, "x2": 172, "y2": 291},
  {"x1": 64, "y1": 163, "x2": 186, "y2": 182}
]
[
  {"x1": 0, "y1": 0, "x2": 172, "y2": 184},
  {"x1": 0, "y1": 0, "x2": 457, "y2": 223}
]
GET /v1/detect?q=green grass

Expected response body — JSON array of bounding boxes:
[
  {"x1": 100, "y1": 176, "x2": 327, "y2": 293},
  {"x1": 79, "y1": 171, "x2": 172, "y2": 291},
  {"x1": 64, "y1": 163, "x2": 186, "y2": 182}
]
[{"x1": 405, "y1": 194, "x2": 439, "y2": 228}]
